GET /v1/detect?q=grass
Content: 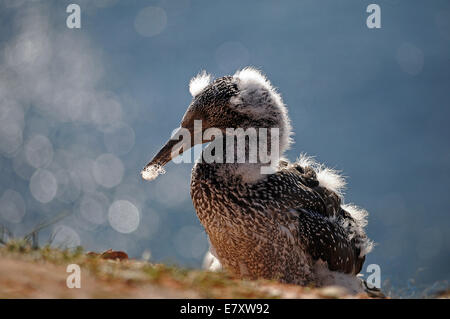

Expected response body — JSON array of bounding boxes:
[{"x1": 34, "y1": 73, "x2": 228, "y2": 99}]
[{"x1": 0, "y1": 240, "x2": 287, "y2": 298}]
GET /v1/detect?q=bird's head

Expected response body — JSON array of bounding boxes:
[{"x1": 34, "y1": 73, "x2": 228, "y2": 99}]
[{"x1": 141, "y1": 67, "x2": 292, "y2": 181}]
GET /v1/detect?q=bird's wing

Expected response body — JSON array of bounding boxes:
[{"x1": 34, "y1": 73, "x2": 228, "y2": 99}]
[
  {"x1": 262, "y1": 163, "x2": 366, "y2": 274},
  {"x1": 295, "y1": 208, "x2": 365, "y2": 274},
  {"x1": 263, "y1": 162, "x2": 342, "y2": 219}
]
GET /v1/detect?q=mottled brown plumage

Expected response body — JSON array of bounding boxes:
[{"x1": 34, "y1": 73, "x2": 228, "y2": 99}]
[
  {"x1": 142, "y1": 68, "x2": 373, "y2": 289},
  {"x1": 191, "y1": 158, "x2": 367, "y2": 284}
]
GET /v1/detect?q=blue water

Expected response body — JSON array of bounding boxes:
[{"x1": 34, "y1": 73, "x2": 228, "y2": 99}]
[{"x1": 0, "y1": 0, "x2": 449, "y2": 297}]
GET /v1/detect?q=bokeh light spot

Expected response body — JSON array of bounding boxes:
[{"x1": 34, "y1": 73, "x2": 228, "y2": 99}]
[
  {"x1": 92, "y1": 153, "x2": 124, "y2": 188},
  {"x1": 24, "y1": 134, "x2": 53, "y2": 168},
  {"x1": 29, "y1": 169, "x2": 58, "y2": 204},
  {"x1": 134, "y1": 6, "x2": 167, "y2": 37},
  {"x1": 108, "y1": 200, "x2": 140, "y2": 234}
]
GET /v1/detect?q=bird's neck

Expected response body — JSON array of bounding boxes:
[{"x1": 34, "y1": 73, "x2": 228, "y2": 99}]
[{"x1": 197, "y1": 126, "x2": 289, "y2": 183}]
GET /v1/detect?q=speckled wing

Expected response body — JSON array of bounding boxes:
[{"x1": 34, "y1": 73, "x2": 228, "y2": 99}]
[
  {"x1": 270, "y1": 164, "x2": 365, "y2": 274},
  {"x1": 295, "y1": 208, "x2": 365, "y2": 274},
  {"x1": 263, "y1": 162, "x2": 341, "y2": 218}
]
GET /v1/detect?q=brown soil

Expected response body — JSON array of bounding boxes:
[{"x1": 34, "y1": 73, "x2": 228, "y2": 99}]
[{"x1": 0, "y1": 244, "x2": 375, "y2": 299}]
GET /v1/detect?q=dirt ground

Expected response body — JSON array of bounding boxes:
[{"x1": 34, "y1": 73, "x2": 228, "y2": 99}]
[
  {"x1": 0, "y1": 243, "x2": 379, "y2": 299},
  {"x1": 0, "y1": 257, "x2": 202, "y2": 298}
]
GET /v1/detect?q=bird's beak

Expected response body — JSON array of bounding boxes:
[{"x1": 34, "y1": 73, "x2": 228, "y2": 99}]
[
  {"x1": 141, "y1": 108, "x2": 207, "y2": 181},
  {"x1": 140, "y1": 127, "x2": 193, "y2": 181}
]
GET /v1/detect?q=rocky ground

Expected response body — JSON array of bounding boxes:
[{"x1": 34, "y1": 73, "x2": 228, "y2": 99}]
[{"x1": 0, "y1": 241, "x2": 396, "y2": 299}]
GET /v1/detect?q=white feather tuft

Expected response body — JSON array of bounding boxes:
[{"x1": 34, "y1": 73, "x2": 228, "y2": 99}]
[
  {"x1": 341, "y1": 204, "x2": 369, "y2": 228},
  {"x1": 233, "y1": 67, "x2": 273, "y2": 92},
  {"x1": 314, "y1": 260, "x2": 365, "y2": 294},
  {"x1": 231, "y1": 67, "x2": 293, "y2": 154},
  {"x1": 296, "y1": 153, "x2": 315, "y2": 168},
  {"x1": 202, "y1": 241, "x2": 223, "y2": 272},
  {"x1": 296, "y1": 154, "x2": 346, "y2": 197},
  {"x1": 189, "y1": 70, "x2": 212, "y2": 97},
  {"x1": 316, "y1": 168, "x2": 346, "y2": 197},
  {"x1": 202, "y1": 251, "x2": 223, "y2": 272},
  {"x1": 341, "y1": 203, "x2": 374, "y2": 257},
  {"x1": 359, "y1": 240, "x2": 374, "y2": 257}
]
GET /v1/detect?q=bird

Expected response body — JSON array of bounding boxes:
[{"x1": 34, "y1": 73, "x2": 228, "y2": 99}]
[{"x1": 141, "y1": 67, "x2": 373, "y2": 291}]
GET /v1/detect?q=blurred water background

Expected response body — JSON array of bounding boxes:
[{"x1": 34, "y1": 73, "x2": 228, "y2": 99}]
[{"x1": 0, "y1": 0, "x2": 449, "y2": 297}]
